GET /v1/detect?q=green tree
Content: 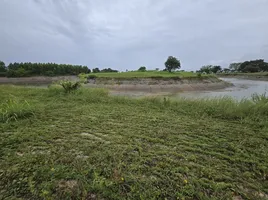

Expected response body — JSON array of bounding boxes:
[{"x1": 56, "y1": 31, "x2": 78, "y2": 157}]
[
  {"x1": 0, "y1": 61, "x2": 6, "y2": 72},
  {"x1": 199, "y1": 65, "x2": 222, "y2": 74},
  {"x1": 223, "y1": 68, "x2": 231, "y2": 73},
  {"x1": 92, "y1": 68, "x2": 100, "y2": 73},
  {"x1": 5, "y1": 62, "x2": 90, "y2": 77},
  {"x1": 238, "y1": 59, "x2": 265, "y2": 72},
  {"x1": 199, "y1": 65, "x2": 212, "y2": 74},
  {"x1": 242, "y1": 65, "x2": 261, "y2": 73},
  {"x1": 101, "y1": 68, "x2": 118, "y2": 73},
  {"x1": 229, "y1": 63, "x2": 242, "y2": 71},
  {"x1": 211, "y1": 65, "x2": 222, "y2": 73},
  {"x1": 164, "y1": 56, "x2": 181, "y2": 72},
  {"x1": 138, "y1": 66, "x2": 146, "y2": 72}
]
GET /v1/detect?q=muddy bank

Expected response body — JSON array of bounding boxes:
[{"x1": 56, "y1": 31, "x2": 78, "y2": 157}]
[
  {"x1": 218, "y1": 74, "x2": 268, "y2": 81},
  {"x1": 86, "y1": 76, "x2": 232, "y2": 93},
  {"x1": 0, "y1": 76, "x2": 232, "y2": 93},
  {"x1": 0, "y1": 76, "x2": 79, "y2": 85}
]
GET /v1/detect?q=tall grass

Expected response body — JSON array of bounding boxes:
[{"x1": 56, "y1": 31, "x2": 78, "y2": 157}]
[
  {"x1": 45, "y1": 85, "x2": 268, "y2": 124},
  {"x1": 0, "y1": 99, "x2": 34, "y2": 122},
  {"x1": 139, "y1": 94, "x2": 268, "y2": 125}
]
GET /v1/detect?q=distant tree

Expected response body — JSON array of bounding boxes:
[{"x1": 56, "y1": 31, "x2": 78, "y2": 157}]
[
  {"x1": 238, "y1": 59, "x2": 266, "y2": 72},
  {"x1": 92, "y1": 68, "x2": 100, "y2": 73},
  {"x1": 229, "y1": 63, "x2": 242, "y2": 71},
  {"x1": 164, "y1": 56, "x2": 181, "y2": 72},
  {"x1": 199, "y1": 65, "x2": 222, "y2": 74},
  {"x1": 4, "y1": 62, "x2": 89, "y2": 77},
  {"x1": 155, "y1": 68, "x2": 159, "y2": 71},
  {"x1": 100, "y1": 68, "x2": 118, "y2": 73},
  {"x1": 242, "y1": 65, "x2": 261, "y2": 73},
  {"x1": 82, "y1": 66, "x2": 91, "y2": 73},
  {"x1": 0, "y1": 61, "x2": 6, "y2": 72},
  {"x1": 223, "y1": 68, "x2": 231, "y2": 73},
  {"x1": 199, "y1": 65, "x2": 212, "y2": 74},
  {"x1": 211, "y1": 65, "x2": 222, "y2": 73},
  {"x1": 138, "y1": 66, "x2": 146, "y2": 72}
]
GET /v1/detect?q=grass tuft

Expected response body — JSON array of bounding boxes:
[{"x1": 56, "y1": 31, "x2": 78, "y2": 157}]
[{"x1": 0, "y1": 99, "x2": 34, "y2": 122}]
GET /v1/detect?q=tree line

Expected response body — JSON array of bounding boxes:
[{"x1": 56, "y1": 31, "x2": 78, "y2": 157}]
[
  {"x1": 0, "y1": 56, "x2": 181, "y2": 77},
  {"x1": 0, "y1": 61, "x2": 120, "y2": 77},
  {"x1": 198, "y1": 59, "x2": 268, "y2": 74}
]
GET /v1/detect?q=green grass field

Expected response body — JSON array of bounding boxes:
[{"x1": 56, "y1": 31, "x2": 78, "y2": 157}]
[
  {"x1": 0, "y1": 85, "x2": 268, "y2": 199},
  {"x1": 81, "y1": 71, "x2": 211, "y2": 79}
]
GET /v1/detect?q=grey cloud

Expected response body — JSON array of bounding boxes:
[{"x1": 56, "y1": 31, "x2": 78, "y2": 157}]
[{"x1": 0, "y1": 0, "x2": 268, "y2": 71}]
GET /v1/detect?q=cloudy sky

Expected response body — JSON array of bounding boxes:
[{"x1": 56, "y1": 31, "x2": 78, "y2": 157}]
[{"x1": 1, "y1": 0, "x2": 268, "y2": 71}]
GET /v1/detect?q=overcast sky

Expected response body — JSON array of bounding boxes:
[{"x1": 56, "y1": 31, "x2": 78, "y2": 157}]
[{"x1": 1, "y1": 0, "x2": 268, "y2": 71}]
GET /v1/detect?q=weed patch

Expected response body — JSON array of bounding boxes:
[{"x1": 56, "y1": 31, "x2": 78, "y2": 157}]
[{"x1": 0, "y1": 99, "x2": 34, "y2": 122}]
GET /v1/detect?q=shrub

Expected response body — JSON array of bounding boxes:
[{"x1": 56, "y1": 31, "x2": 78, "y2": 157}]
[
  {"x1": 87, "y1": 75, "x2": 97, "y2": 79},
  {"x1": 197, "y1": 73, "x2": 202, "y2": 77},
  {"x1": 44, "y1": 70, "x2": 55, "y2": 77},
  {"x1": 6, "y1": 69, "x2": 17, "y2": 77},
  {"x1": 0, "y1": 99, "x2": 34, "y2": 122},
  {"x1": 138, "y1": 66, "x2": 146, "y2": 72},
  {"x1": 0, "y1": 72, "x2": 6, "y2": 77},
  {"x1": 59, "y1": 80, "x2": 81, "y2": 93},
  {"x1": 6, "y1": 68, "x2": 30, "y2": 77}
]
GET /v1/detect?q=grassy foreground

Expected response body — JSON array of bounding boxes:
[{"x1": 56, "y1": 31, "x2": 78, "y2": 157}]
[{"x1": 0, "y1": 85, "x2": 268, "y2": 200}]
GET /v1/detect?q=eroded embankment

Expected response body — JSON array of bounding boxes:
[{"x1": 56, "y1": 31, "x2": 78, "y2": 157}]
[{"x1": 85, "y1": 76, "x2": 232, "y2": 92}]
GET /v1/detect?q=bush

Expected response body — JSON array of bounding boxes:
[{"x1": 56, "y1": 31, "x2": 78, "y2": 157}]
[
  {"x1": 138, "y1": 66, "x2": 146, "y2": 72},
  {"x1": 59, "y1": 80, "x2": 81, "y2": 93},
  {"x1": 0, "y1": 99, "x2": 34, "y2": 122},
  {"x1": 44, "y1": 70, "x2": 55, "y2": 77},
  {"x1": 6, "y1": 68, "x2": 30, "y2": 77},
  {"x1": 6, "y1": 69, "x2": 17, "y2": 77},
  {"x1": 0, "y1": 72, "x2": 6, "y2": 77},
  {"x1": 87, "y1": 75, "x2": 97, "y2": 79}
]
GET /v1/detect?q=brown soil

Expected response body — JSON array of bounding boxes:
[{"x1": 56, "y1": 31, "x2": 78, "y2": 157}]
[
  {"x1": 0, "y1": 76, "x2": 79, "y2": 85},
  {"x1": 0, "y1": 76, "x2": 232, "y2": 92},
  {"x1": 86, "y1": 77, "x2": 232, "y2": 92}
]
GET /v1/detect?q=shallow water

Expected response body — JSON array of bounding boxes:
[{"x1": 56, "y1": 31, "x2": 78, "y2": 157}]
[
  {"x1": 111, "y1": 78, "x2": 268, "y2": 100},
  {"x1": 178, "y1": 78, "x2": 268, "y2": 100}
]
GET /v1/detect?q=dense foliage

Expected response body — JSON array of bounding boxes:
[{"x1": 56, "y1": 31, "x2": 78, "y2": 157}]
[
  {"x1": 198, "y1": 59, "x2": 268, "y2": 74},
  {"x1": 238, "y1": 59, "x2": 268, "y2": 72},
  {"x1": 164, "y1": 56, "x2": 181, "y2": 72},
  {"x1": 0, "y1": 61, "x2": 6, "y2": 77},
  {"x1": 138, "y1": 66, "x2": 146, "y2": 72},
  {"x1": 100, "y1": 68, "x2": 118, "y2": 73},
  {"x1": 198, "y1": 65, "x2": 222, "y2": 74},
  {"x1": 0, "y1": 61, "x2": 90, "y2": 77}
]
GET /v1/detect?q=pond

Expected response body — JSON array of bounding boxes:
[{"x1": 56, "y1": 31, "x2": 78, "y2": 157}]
[{"x1": 178, "y1": 78, "x2": 268, "y2": 100}]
